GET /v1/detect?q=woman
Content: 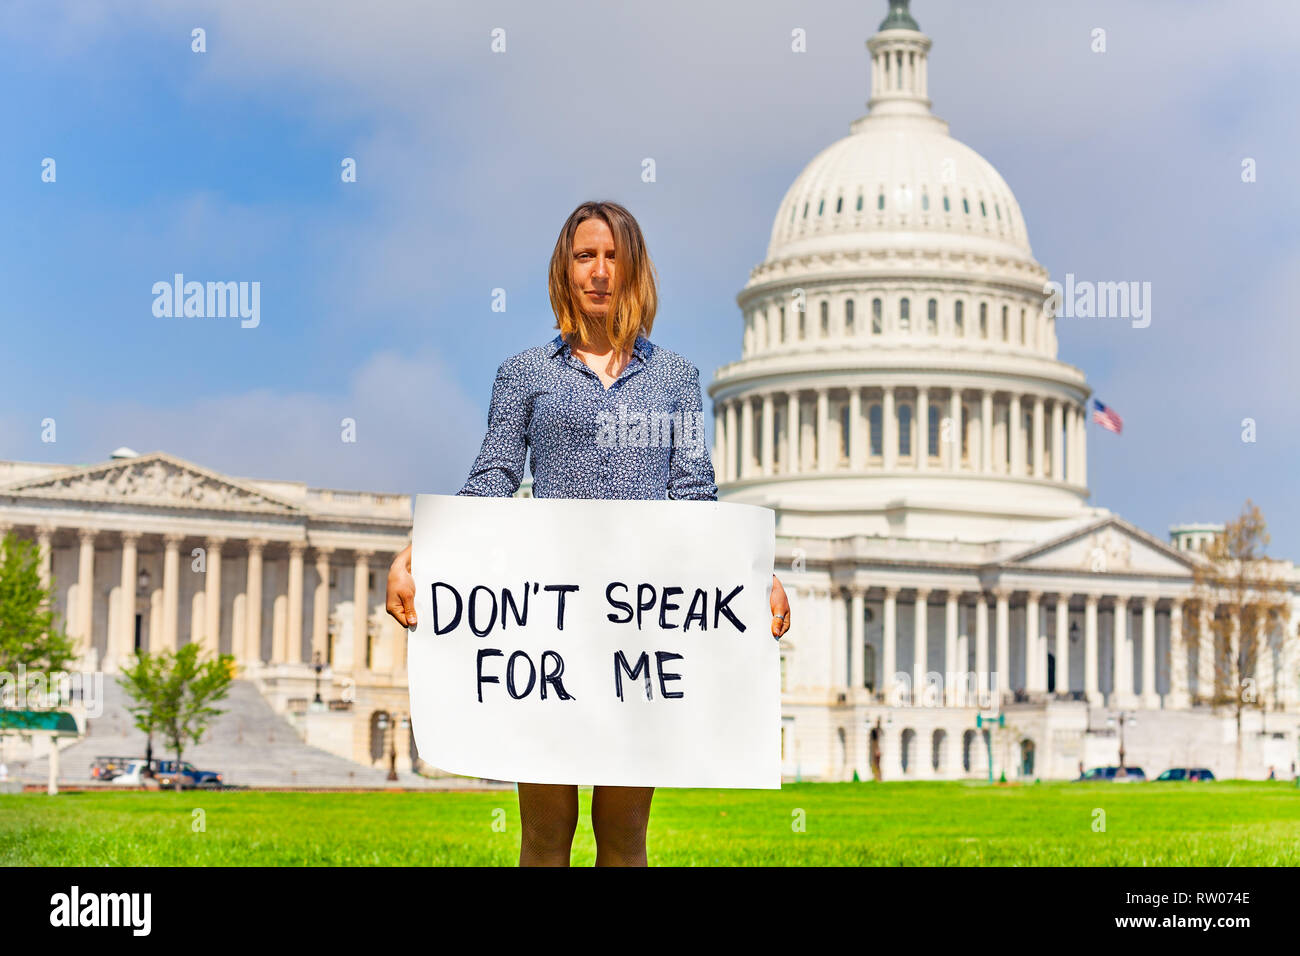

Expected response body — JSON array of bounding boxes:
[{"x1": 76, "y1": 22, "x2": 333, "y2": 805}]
[{"x1": 386, "y1": 200, "x2": 791, "y2": 866}]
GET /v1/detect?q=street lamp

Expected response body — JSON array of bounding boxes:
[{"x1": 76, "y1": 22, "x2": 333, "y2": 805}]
[
  {"x1": 1108, "y1": 711, "x2": 1137, "y2": 776},
  {"x1": 312, "y1": 650, "x2": 324, "y2": 708}
]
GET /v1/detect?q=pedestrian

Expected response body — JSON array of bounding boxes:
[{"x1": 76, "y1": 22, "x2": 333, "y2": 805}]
[{"x1": 386, "y1": 200, "x2": 791, "y2": 867}]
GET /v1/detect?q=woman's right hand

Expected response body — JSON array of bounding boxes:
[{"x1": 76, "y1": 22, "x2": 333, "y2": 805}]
[{"x1": 386, "y1": 543, "x2": 417, "y2": 627}]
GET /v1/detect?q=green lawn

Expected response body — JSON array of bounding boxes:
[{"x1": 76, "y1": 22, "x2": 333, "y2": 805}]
[{"x1": 2, "y1": 781, "x2": 1297, "y2": 866}]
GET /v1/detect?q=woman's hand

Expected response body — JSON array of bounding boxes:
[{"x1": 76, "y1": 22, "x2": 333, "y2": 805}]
[
  {"x1": 770, "y1": 573, "x2": 790, "y2": 640},
  {"x1": 386, "y1": 543, "x2": 417, "y2": 627}
]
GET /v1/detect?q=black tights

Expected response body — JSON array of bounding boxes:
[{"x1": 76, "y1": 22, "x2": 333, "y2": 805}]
[{"x1": 517, "y1": 783, "x2": 654, "y2": 866}]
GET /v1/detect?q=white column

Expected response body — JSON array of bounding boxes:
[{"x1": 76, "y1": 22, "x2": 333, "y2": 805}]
[
  {"x1": 849, "y1": 387, "x2": 864, "y2": 470},
  {"x1": 1025, "y1": 590, "x2": 1042, "y2": 693},
  {"x1": 975, "y1": 591, "x2": 989, "y2": 703},
  {"x1": 161, "y1": 533, "x2": 182, "y2": 653},
  {"x1": 1084, "y1": 593, "x2": 1100, "y2": 704},
  {"x1": 1168, "y1": 600, "x2": 1189, "y2": 708},
  {"x1": 312, "y1": 547, "x2": 333, "y2": 667},
  {"x1": 1032, "y1": 395, "x2": 1045, "y2": 478},
  {"x1": 994, "y1": 588, "x2": 1010, "y2": 702},
  {"x1": 1065, "y1": 405, "x2": 1077, "y2": 484},
  {"x1": 203, "y1": 537, "x2": 224, "y2": 658},
  {"x1": 1256, "y1": 613, "x2": 1274, "y2": 709},
  {"x1": 724, "y1": 400, "x2": 737, "y2": 482},
  {"x1": 948, "y1": 390, "x2": 961, "y2": 472},
  {"x1": 1141, "y1": 596, "x2": 1158, "y2": 708},
  {"x1": 883, "y1": 386, "x2": 897, "y2": 470},
  {"x1": 883, "y1": 587, "x2": 898, "y2": 703},
  {"x1": 913, "y1": 588, "x2": 930, "y2": 704},
  {"x1": 761, "y1": 393, "x2": 774, "y2": 476},
  {"x1": 980, "y1": 390, "x2": 993, "y2": 474},
  {"x1": 113, "y1": 531, "x2": 140, "y2": 668},
  {"x1": 1195, "y1": 602, "x2": 1213, "y2": 703},
  {"x1": 786, "y1": 392, "x2": 800, "y2": 475},
  {"x1": 76, "y1": 529, "x2": 97, "y2": 661},
  {"x1": 1079, "y1": 402, "x2": 1088, "y2": 487},
  {"x1": 1008, "y1": 394, "x2": 1022, "y2": 476},
  {"x1": 944, "y1": 591, "x2": 958, "y2": 705},
  {"x1": 816, "y1": 387, "x2": 831, "y2": 471},
  {"x1": 1055, "y1": 593, "x2": 1070, "y2": 696},
  {"x1": 740, "y1": 396, "x2": 754, "y2": 479},
  {"x1": 1281, "y1": 608, "x2": 1299, "y2": 709},
  {"x1": 36, "y1": 525, "x2": 54, "y2": 593},
  {"x1": 353, "y1": 549, "x2": 372, "y2": 675},
  {"x1": 245, "y1": 539, "x2": 265, "y2": 666},
  {"x1": 850, "y1": 586, "x2": 865, "y2": 692},
  {"x1": 1112, "y1": 596, "x2": 1129, "y2": 707},
  {"x1": 917, "y1": 386, "x2": 929, "y2": 471},
  {"x1": 713, "y1": 404, "x2": 724, "y2": 479},
  {"x1": 1051, "y1": 400, "x2": 1064, "y2": 481},
  {"x1": 286, "y1": 542, "x2": 305, "y2": 665}
]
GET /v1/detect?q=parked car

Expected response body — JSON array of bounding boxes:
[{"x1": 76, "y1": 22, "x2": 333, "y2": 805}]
[
  {"x1": 109, "y1": 760, "x2": 151, "y2": 786},
  {"x1": 156, "y1": 760, "x2": 222, "y2": 788},
  {"x1": 91, "y1": 756, "x2": 140, "y2": 782},
  {"x1": 1076, "y1": 765, "x2": 1146, "y2": 782},
  {"x1": 1155, "y1": 767, "x2": 1215, "y2": 781}
]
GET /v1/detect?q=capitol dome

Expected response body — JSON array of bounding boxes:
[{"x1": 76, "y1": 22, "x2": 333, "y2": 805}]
[{"x1": 709, "y1": 0, "x2": 1096, "y2": 543}]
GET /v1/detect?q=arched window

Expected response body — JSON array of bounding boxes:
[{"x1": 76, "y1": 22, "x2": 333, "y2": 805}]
[
  {"x1": 845, "y1": 299, "x2": 855, "y2": 334},
  {"x1": 877, "y1": 192, "x2": 885, "y2": 210},
  {"x1": 954, "y1": 300, "x2": 964, "y2": 335},
  {"x1": 928, "y1": 405, "x2": 941, "y2": 457},
  {"x1": 979, "y1": 302, "x2": 988, "y2": 338},
  {"x1": 943, "y1": 194, "x2": 951, "y2": 212},
  {"x1": 898, "y1": 403, "x2": 913, "y2": 457},
  {"x1": 820, "y1": 300, "x2": 829, "y2": 335},
  {"x1": 856, "y1": 193, "x2": 863, "y2": 211},
  {"x1": 1001, "y1": 305, "x2": 1009, "y2": 341},
  {"x1": 899, "y1": 298, "x2": 910, "y2": 331},
  {"x1": 869, "y1": 404, "x2": 883, "y2": 457},
  {"x1": 872, "y1": 298, "x2": 883, "y2": 334},
  {"x1": 927, "y1": 298, "x2": 938, "y2": 334},
  {"x1": 836, "y1": 195, "x2": 843, "y2": 213}
]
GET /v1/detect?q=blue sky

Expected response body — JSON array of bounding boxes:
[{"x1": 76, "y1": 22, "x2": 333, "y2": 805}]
[{"x1": 2, "y1": 0, "x2": 1298, "y2": 557}]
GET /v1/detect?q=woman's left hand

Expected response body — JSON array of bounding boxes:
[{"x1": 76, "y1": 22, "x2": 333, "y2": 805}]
[{"x1": 770, "y1": 574, "x2": 790, "y2": 640}]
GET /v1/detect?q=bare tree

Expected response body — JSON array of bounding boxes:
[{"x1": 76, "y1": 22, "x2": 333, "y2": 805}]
[{"x1": 1186, "y1": 500, "x2": 1294, "y2": 778}]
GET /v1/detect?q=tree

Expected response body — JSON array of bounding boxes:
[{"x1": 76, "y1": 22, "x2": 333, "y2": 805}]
[
  {"x1": 117, "y1": 652, "x2": 167, "y2": 775},
  {"x1": 1186, "y1": 500, "x2": 1293, "y2": 778},
  {"x1": 119, "y1": 644, "x2": 234, "y2": 791},
  {"x1": 0, "y1": 530, "x2": 76, "y2": 707}
]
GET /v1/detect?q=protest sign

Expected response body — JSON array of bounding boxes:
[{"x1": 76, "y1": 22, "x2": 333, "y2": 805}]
[{"x1": 406, "y1": 494, "x2": 779, "y2": 788}]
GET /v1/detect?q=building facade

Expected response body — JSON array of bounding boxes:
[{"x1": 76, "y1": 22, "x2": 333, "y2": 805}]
[{"x1": 706, "y1": 1, "x2": 1300, "y2": 781}]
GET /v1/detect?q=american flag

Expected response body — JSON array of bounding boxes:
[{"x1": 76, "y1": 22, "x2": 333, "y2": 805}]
[{"x1": 1092, "y1": 399, "x2": 1122, "y2": 434}]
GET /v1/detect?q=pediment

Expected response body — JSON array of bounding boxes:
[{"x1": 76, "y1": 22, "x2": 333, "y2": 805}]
[
  {"x1": 1004, "y1": 516, "x2": 1195, "y2": 576},
  {"x1": 0, "y1": 451, "x2": 301, "y2": 515}
]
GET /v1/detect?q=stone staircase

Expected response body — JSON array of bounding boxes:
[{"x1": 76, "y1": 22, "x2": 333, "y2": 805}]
[{"x1": 14, "y1": 679, "x2": 501, "y2": 789}]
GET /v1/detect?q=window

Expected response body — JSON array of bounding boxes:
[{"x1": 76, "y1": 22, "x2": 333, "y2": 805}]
[
  {"x1": 845, "y1": 298, "x2": 855, "y2": 334},
  {"x1": 820, "y1": 300, "x2": 829, "y2": 335},
  {"x1": 872, "y1": 298, "x2": 883, "y2": 334},
  {"x1": 1020, "y1": 308, "x2": 1026, "y2": 344},
  {"x1": 928, "y1": 405, "x2": 941, "y2": 457},
  {"x1": 869, "y1": 404, "x2": 883, "y2": 456},
  {"x1": 802, "y1": 202, "x2": 808, "y2": 219},
  {"x1": 836, "y1": 196, "x2": 843, "y2": 213},
  {"x1": 922, "y1": 191, "x2": 930, "y2": 211},
  {"x1": 1024, "y1": 412, "x2": 1033, "y2": 469},
  {"x1": 979, "y1": 302, "x2": 988, "y2": 338},
  {"x1": 943, "y1": 194, "x2": 950, "y2": 212},
  {"x1": 954, "y1": 300, "x2": 964, "y2": 335},
  {"x1": 927, "y1": 298, "x2": 938, "y2": 334},
  {"x1": 780, "y1": 306, "x2": 786, "y2": 342},
  {"x1": 799, "y1": 310, "x2": 806, "y2": 339},
  {"x1": 898, "y1": 404, "x2": 913, "y2": 457},
  {"x1": 962, "y1": 197, "x2": 970, "y2": 214},
  {"x1": 877, "y1": 192, "x2": 885, "y2": 210},
  {"x1": 899, "y1": 298, "x2": 910, "y2": 331},
  {"x1": 1001, "y1": 305, "x2": 1008, "y2": 341},
  {"x1": 818, "y1": 198, "x2": 825, "y2": 215},
  {"x1": 856, "y1": 193, "x2": 863, "y2": 211},
  {"x1": 995, "y1": 203, "x2": 1002, "y2": 220},
  {"x1": 773, "y1": 409, "x2": 782, "y2": 466},
  {"x1": 840, "y1": 404, "x2": 851, "y2": 460},
  {"x1": 789, "y1": 204, "x2": 796, "y2": 224},
  {"x1": 980, "y1": 200, "x2": 987, "y2": 217},
  {"x1": 961, "y1": 404, "x2": 970, "y2": 460}
]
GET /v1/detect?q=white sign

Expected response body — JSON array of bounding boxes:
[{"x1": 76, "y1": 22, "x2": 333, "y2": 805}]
[{"x1": 406, "y1": 494, "x2": 779, "y2": 789}]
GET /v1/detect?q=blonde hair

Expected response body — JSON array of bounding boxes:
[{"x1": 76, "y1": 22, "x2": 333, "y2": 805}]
[{"x1": 548, "y1": 200, "x2": 658, "y2": 354}]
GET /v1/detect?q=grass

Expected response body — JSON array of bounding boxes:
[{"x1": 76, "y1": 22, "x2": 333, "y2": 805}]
[{"x1": 1, "y1": 780, "x2": 1297, "y2": 866}]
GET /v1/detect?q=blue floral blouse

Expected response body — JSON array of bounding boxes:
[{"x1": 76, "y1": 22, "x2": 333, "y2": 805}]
[{"x1": 457, "y1": 332, "x2": 718, "y2": 501}]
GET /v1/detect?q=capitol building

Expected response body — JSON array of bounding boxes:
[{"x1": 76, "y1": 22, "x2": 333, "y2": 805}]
[
  {"x1": 706, "y1": 0, "x2": 1299, "y2": 780},
  {"x1": 2, "y1": 1, "x2": 1296, "y2": 784}
]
